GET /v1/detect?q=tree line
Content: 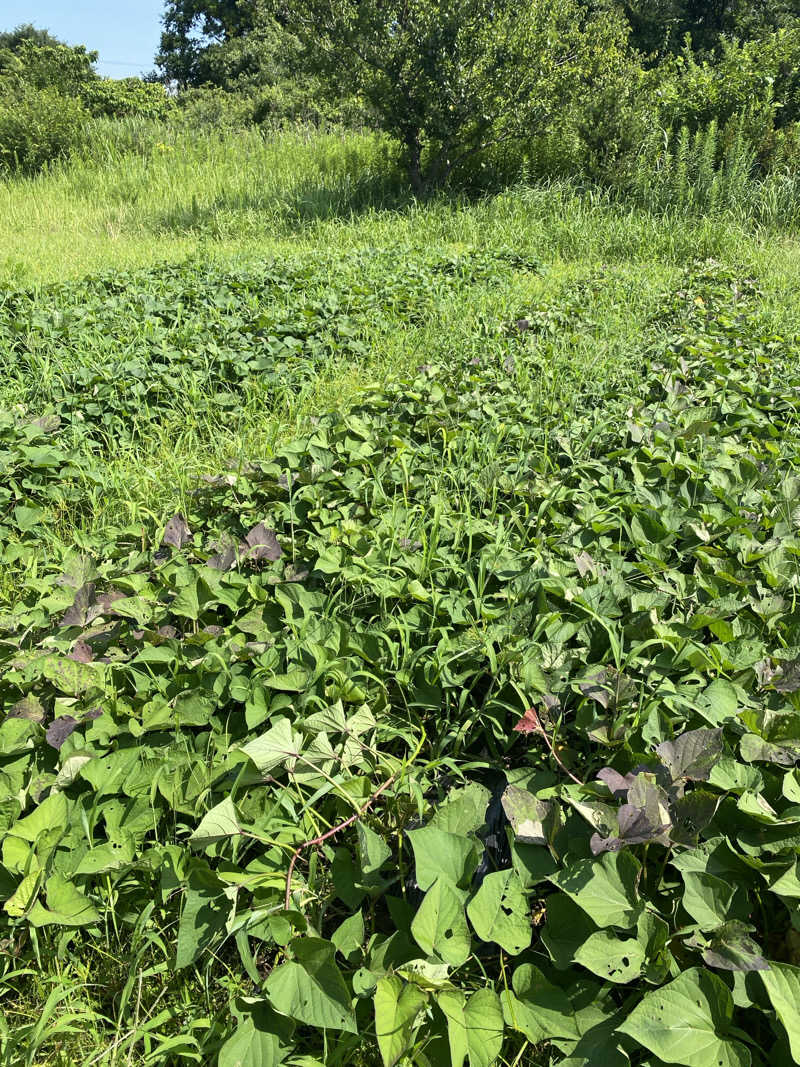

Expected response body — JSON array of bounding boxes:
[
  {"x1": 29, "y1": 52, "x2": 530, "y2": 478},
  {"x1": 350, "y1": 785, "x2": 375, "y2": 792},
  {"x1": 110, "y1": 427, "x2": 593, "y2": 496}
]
[{"x1": 2, "y1": 2, "x2": 800, "y2": 195}]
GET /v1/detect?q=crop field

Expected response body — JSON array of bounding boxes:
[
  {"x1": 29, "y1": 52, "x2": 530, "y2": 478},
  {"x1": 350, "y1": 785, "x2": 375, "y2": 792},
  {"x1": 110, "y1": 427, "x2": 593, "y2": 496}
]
[{"x1": 3, "y1": 131, "x2": 800, "y2": 1066}]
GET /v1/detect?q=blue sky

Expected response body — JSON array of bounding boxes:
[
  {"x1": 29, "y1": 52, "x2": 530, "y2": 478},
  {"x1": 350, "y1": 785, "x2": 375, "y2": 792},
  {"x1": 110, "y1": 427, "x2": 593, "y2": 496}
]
[{"x1": 1, "y1": 1, "x2": 165, "y2": 78}]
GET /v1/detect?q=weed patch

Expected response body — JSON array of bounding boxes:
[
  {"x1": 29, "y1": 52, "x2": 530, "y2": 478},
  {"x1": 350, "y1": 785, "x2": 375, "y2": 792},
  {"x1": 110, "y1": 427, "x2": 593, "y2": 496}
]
[{"x1": 3, "y1": 258, "x2": 800, "y2": 1065}]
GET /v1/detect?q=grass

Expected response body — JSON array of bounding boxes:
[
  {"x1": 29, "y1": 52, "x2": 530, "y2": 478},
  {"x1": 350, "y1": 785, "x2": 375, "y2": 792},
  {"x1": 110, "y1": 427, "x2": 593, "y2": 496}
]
[{"x1": 2, "y1": 126, "x2": 800, "y2": 1066}]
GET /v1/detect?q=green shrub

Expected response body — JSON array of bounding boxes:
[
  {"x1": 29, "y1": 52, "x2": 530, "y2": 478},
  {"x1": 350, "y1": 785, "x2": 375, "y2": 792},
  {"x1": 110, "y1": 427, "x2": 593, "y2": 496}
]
[
  {"x1": 0, "y1": 38, "x2": 97, "y2": 95},
  {"x1": 81, "y1": 78, "x2": 173, "y2": 121},
  {"x1": 0, "y1": 85, "x2": 87, "y2": 174},
  {"x1": 174, "y1": 86, "x2": 258, "y2": 130}
]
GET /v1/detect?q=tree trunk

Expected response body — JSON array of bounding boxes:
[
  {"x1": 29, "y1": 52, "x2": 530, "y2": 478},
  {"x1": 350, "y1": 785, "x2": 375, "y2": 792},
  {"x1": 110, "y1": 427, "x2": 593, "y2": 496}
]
[{"x1": 404, "y1": 130, "x2": 426, "y2": 197}]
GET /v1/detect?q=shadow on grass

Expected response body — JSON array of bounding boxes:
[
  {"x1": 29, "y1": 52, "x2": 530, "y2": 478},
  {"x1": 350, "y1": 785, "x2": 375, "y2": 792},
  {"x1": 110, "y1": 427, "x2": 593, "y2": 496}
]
[{"x1": 154, "y1": 171, "x2": 414, "y2": 237}]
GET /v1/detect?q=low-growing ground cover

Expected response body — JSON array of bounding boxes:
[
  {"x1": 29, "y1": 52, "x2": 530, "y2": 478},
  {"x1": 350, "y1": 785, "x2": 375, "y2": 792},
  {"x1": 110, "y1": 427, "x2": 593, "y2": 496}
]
[{"x1": 3, "y1": 140, "x2": 800, "y2": 1065}]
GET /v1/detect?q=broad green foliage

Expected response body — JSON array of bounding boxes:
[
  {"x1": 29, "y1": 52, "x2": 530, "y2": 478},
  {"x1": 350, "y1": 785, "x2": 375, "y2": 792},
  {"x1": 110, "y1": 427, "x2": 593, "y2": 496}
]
[
  {"x1": 286, "y1": 0, "x2": 631, "y2": 194},
  {"x1": 5, "y1": 256, "x2": 800, "y2": 1063}
]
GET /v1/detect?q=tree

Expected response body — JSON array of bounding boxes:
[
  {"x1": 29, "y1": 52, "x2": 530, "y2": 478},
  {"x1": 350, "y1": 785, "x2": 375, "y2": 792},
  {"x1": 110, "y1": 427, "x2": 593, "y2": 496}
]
[
  {"x1": 0, "y1": 37, "x2": 98, "y2": 95},
  {"x1": 621, "y1": 0, "x2": 800, "y2": 56},
  {"x1": 157, "y1": 0, "x2": 271, "y2": 86},
  {"x1": 0, "y1": 23, "x2": 64, "y2": 51},
  {"x1": 283, "y1": 0, "x2": 630, "y2": 195}
]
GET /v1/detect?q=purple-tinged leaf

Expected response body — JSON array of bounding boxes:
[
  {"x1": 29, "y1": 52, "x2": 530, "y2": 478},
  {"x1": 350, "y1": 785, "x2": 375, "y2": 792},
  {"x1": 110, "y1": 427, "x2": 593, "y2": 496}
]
[
  {"x1": 202, "y1": 473, "x2": 237, "y2": 486},
  {"x1": 617, "y1": 804, "x2": 664, "y2": 843},
  {"x1": 32, "y1": 414, "x2": 61, "y2": 433},
  {"x1": 671, "y1": 790, "x2": 720, "y2": 846},
  {"x1": 207, "y1": 544, "x2": 237, "y2": 571},
  {"x1": 656, "y1": 728, "x2": 723, "y2": 784},
  {"x1": 513, "y1": 708, "x2": 545, "y2": 735},
  {"x1": 590, "y1": 832, "x2": 623, "y2": 855},
  {"x1": 597, "y1": 767, "x2": 635, "y2": 800},
  {"x1": 46, "y1": 716, "x2": 78, "y2": 749},
  {"x1": 691, "y1": 922, "x2": 769, "y2": 972},
  {"x1": 579, "y1": 671, "x2": 610, "y2": 709},
  {"x1": 162, "y1": 513, "x2": 192, "y2": 549},
  {"x1": 773, "y1": 660, "x2": 800, "y2": 694},
  {"x1": 627, "y1": 774, "x2": 672, "y2": 842},
  {"x1": 242, "y1": 523, "x2": 282, "y2": 562},
  {"x1": 755, "y1": 659, "x2": 780, "y2": 688},
  {"x1": 541, "y1": 693, "x2": 561, "y2": 715},
  {"x1": 8, "y1": 696, "x2": 45, "y2": 723},
  {"x1": 82, "y1": 708, "x2": 103, "y2": 721},
  {"x1": 86, "y1": 588, "x2": 125, "y2": 622},
  {"x1": 61, "y1": 583, "x2": 96, "y2": 627},
  {"x1": 68, "y1": 640, "x2": 93, "y2": 664},
  {"x1": 590, "y1": 802, "x2": 670, "y2": 856},
  {"x1": 501, "y1": 787, "x2": 554, "y2": 845},
  {"x1": 740, "y1": 733, "x2": 797, "y2": 766},
  {"x1": 56, "y1": 553, "x2": 97, "y2": 589}
]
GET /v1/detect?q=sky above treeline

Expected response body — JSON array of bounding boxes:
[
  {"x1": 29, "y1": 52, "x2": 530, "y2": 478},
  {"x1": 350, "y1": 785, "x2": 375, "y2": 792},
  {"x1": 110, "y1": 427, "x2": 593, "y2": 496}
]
[{"x1": 1, "y1": 0, "x2": 164, "y2": 78}]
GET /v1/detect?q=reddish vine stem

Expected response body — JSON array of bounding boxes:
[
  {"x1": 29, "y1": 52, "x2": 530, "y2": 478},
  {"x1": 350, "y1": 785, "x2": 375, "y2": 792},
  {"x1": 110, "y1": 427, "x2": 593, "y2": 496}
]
[
  {"x1": 283, "y1": 730, "x2": 425, "y2": 911},
  {"x1": 543, "y1": 729, "x2": 584, "y2": 787},
  {"x1": 514, "y1": 706, "x2": 584, "y2": 786}
]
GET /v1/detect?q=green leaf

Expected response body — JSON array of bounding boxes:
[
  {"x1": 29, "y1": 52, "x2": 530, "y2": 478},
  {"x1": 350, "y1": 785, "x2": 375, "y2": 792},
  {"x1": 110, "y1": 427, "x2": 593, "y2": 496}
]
[
  {"x1": 769, "y1": 860, "x2": 800, "y2": 899},
  {"x1": 438, "y1": 991, "x2": 469, "y2": 1067},
  {"x1": 238, "y1": 719, "x2": 302, "y2": 775},
  {"x1": 189, "y1": 797, "x2": 243, "y2": 847},
  {"x1": 548, "y1": 851, "x2": 641, "y2": 928},
  {"x1": 356, "y1": 821, "x2": 391, "y2": 876},
  {"x1": 3, "y1": 871, "x2": 40, "y2": 917},
  {"x1": 12, "y1": 792, "x2": 68, "y2": 841},
  {"x1": 698, "y1": 679, "x2": 739, "y2": 724},
  {"x1": 574, "y1": 928, "x2": 645, "y2": 984},
  {"x1": 73, "y1": 835, "x2": 136, "y2": 875},
  {"x1": 171, "y1": 576, "x2": 201, "y2": 621},
  {"x1": 618, "y1": 967, "x2": 751, "y2": 1067},
  {"x1": 331, "y1": 910, "x2": 365, "y2": 962},
  {"x1": 373, "y1": 976, "x2": 427, "y2": 1067},
  {"x1": 512, "y1": 838, "x2": 557, "y2": 888},
  {"x1": 264, "y1": 670, "x2": 312, "y2": 692},
  {"x1": 467, "y1": 869, "x2": 531, "y2": 955},
  {"x1": 430, "y1": 783, "x2": 490, "y2": 835},
  {"x1": 14, "y1": 504, "x2": 44, "y2": 532},
  {"x1": 410, "y1": 876, "x2": 471, "y2": 966},
  {"x1": 27, "y1": 874, "x2": 100, "y2": 927},
  {"x1": 541, "y1": 892, "x2": 597, "y2": 969},
  {"x1": 176, "y1": 865, "x2": 231, "y2": 969},
  {"x1": 759, "y1": 961, "x2": 800, "y2": 1061},
  {"x1": 554, "y1": 1001, "x2": 631, "y2": 1066},
  {"x1": 0, "y1": 717, "x2": 39, "y2": 756},
  {"x1": 265, "y1": 938, "x2": 356, "y2": 1033},
  {"x1": 638, "y1": 910, "x2": 673, "y2": 984},
  {"x1": 681, "y1": 871, "x2": 738, "y2": 930},
  {"x1": 502, "y1": 963, "x2": 579, "y2": 1041},
  {"x1": 407, "y1": 826, "x2": 480, "y2": 891},
  {"x1": 218, "y1": 1002, "x2": 294, "y2": 1067},
  {"x1": 438, "y1": 988, "x2": 504, "y2": 1067}
]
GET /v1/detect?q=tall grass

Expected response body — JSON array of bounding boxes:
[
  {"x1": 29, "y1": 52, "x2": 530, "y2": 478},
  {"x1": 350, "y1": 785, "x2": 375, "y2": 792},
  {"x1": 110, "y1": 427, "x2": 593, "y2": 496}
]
[
  {"x1": 629, "y1": 116, "x2": 800, "y2": 226},
  {"x1": 2, "y1": 123, "x2": 799, "y2": 288}
]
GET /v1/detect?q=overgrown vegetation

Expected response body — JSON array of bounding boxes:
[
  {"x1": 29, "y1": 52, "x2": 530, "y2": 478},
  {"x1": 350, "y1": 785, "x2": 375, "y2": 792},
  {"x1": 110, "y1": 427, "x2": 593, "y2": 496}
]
[
  {"x1": 2, "y1": 3, "x2": 800, "y2": 195},
  {"x1": 2, "y1": 1, "x2": 800, "y2": 1064},
  {"x1": 3, "y1": 223, "x2": 800, "y2": 1064}
]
